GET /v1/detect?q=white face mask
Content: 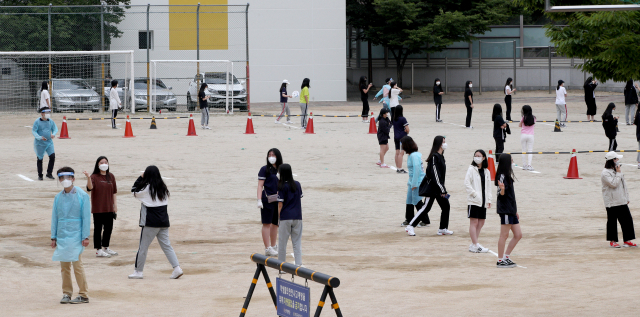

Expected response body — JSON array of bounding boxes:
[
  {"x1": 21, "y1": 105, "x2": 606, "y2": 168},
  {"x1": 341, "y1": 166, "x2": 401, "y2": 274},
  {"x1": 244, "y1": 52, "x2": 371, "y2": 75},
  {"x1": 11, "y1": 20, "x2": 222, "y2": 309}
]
[
  {"x1": 99, "y1": 164, "x2": 109, "y2": 171},
  {"x1": 436, "y1": 82, "x2": 440, "y2": 86},
  {"x1": 442, "y1": 143, "x2": 448, "y2": 150},
  {"x1": 45, "y1": 113, "x2": 51, "y2": 119},
  {"x1": 60, "y1": 179, "x2": 73, "y2": 188},
  {"x1": 268, "y1": 157, "x2": 277, "y2": 164},
  {"x1": 469, "y1": 84, "x2": 473, "y2": 88},
  {"x1": 473, "y1": 157, "x2": 483, "y2": 165}
]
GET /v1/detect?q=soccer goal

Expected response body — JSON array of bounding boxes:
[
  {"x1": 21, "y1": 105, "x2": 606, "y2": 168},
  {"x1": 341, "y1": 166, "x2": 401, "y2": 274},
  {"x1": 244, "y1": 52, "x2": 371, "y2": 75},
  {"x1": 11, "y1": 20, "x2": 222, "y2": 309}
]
[
  {"x1": 150, "y1": 60, "x2": 247, "y2": 114},
  {"x1": 0, "y1": 50, "x2": 134, "y2": 114}
]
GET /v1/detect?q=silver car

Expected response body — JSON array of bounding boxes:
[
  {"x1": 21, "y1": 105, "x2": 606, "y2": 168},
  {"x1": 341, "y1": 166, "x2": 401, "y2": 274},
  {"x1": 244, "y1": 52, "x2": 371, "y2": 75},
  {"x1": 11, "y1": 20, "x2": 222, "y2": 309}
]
[
  {"x1": 42, "y1": 79, "x2": 101, "y2": 113},
  {"x1": 110, "y1": 78, "x2": 177, "y2": 112}
]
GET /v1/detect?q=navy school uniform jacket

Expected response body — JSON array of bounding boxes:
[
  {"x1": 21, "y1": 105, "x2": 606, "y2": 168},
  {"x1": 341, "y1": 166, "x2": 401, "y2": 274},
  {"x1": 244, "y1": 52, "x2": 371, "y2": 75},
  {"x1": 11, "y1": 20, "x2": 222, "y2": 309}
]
[
  {"x1": 377, "y1": 117, "x2": 391, "y2": 142},
  {"x1": 496, "y1": 173, "x2": 517, "y2": 215},
  {"x1": 277, "y1": 181, "x2": 303, "y2": 220}
]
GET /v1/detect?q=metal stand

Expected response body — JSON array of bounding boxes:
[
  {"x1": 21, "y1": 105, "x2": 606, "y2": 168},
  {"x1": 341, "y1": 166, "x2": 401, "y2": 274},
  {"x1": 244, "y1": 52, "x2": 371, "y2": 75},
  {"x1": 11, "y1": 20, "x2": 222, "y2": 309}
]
[
  {"x1": 239, "y1": 264, "x2": 277, "y2": 317},
  {"x1": 313, "y1": 285, "x2": 343, "y2": 317}
]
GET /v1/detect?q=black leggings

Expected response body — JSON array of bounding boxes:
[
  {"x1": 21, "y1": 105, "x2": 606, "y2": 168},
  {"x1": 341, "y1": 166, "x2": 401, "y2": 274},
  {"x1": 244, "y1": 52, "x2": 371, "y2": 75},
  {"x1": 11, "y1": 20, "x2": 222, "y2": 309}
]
[
  {"x1": 465, "y1": 105, "x2": 473, "y2": 127},
  {"x1": 609, "y1": 138, "x2": 617, "y2": 151},
  {"x1": 606, "y1": 205, "x2": 635, "y2": 242},
  {"x1": 361, "y1": 98, "x2": 369, "y2": 118},
  {"x1": 37, "y1": 153, "x2": 55, "y2": 177},
  {"x1": 405, "y1": 200, "x2": 428, "y2": 224},
  {"x1": 410, "y1": 196, "x2": 450, "y2": 229},
  {"x1": 435, "y1": 103, "x2": 441, "y2": 121},
  {"x1": 111, "y1": 109, "x2": 119, "y2": 128},
  {"x1": 505, "y1": 95, "x2": 512, "y2": 120},
  {"x1": 495, "y1": 137, "x2": 504, "y2": 162},
  {"x1": 93, "y1": 212, "x2": 114, "y2": 249},
  {"x1": 390, "y1": 107, "x2": 396, "y2": 122}
]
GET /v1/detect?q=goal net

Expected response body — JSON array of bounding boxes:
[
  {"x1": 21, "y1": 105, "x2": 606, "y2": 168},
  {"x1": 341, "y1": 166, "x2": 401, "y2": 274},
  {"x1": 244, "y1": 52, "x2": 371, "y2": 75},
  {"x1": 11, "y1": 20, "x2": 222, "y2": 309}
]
[
  {"x1": 150, "y1": 60, "x2": 246, "y2": 114},
  {"x1": 0, "y1": 50, "x2": 133, "y2": 114}
]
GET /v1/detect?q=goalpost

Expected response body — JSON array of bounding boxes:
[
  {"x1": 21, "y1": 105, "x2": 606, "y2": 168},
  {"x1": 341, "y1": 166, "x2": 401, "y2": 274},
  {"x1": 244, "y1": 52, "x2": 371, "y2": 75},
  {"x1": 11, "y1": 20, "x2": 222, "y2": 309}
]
[{"x1": 0, "y1": 50, "x2": 134, "y2": 114}]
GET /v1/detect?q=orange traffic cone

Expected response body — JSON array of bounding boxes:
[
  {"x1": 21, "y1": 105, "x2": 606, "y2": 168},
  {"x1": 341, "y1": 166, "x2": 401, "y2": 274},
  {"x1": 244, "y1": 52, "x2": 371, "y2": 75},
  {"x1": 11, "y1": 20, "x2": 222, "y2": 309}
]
[
  {"x1": 564, "y1": 149, "x2": 582, "y2": 179},
  {"x1": 368, "y1": 111, "x2": 377, "y2": 134},
  {"x1": 123, "y1": 115, "x2": 135, "y2": 138},
  {"x1": 487, "y1": 150, "x2": 496, "y2": 181},
  {"x1": 304, "y1": 112, "x2": 315, "y2": 134},
  {"x1": 244, "y1": 112, "x2": 256, "y2": 134},
  {"x1": 187, "y1": 114, "x2": 197, "y2": 136},
  {"x1": 58, "y1": 116, "x2": 70, "y2": 139}
]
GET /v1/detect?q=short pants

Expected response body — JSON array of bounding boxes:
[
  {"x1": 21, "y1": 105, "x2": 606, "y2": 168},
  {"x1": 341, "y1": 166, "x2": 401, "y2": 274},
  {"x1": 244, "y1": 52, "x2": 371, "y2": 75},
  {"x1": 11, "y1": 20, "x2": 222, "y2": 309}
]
[
  {"x1": 260, "y1": 202, "x2": 279, "y2": 225},
  {"x1": 378, "y1": 138, "x2": 388, "y2": 145},
  {"x1": 467, "y1": 205, "x2": 486, "y2": 219},
  {"x1": 499, "y1": 213, "x2": 519, "y2": 225},
  {"x1": 394, "y1": 138, "x2": 402, "y2": 150}
]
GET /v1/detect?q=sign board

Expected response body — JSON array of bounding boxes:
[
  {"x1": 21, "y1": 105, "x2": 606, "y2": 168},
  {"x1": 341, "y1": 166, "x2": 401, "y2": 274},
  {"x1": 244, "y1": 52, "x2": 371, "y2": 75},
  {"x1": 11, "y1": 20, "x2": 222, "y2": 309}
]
[{"x1": 276, "y1": 277, "x2": 310, "y2": 317}]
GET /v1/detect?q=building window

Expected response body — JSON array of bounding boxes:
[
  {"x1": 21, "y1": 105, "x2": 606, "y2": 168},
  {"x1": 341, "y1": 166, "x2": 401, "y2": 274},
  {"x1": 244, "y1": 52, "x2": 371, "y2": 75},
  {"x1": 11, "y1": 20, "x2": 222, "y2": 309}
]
[
  {"x1": 1, "y1": 67, "x2": 10, "y2": 75},
  {"x1": 139, "y1": 31, "x2": 154, "y2": 50}
]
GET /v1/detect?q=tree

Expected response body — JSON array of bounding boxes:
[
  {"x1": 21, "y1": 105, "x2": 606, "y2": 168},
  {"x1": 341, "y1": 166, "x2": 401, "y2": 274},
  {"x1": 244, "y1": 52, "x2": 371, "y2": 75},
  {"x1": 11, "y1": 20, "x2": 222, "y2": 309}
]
[
  {"x1": 347, "y1": 0, "x2": 516, "y2": 87},
  {"x1": 515, "y1": 0, "x2": 640, "y2": 82}
]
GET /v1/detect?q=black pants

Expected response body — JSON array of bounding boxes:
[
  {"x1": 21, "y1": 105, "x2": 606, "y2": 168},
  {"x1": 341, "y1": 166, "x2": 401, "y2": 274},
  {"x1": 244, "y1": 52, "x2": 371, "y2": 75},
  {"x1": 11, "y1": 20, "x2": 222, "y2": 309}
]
[
  {"x1": 435, "y1": 103, "x2": 441, "y2": 121},
  {"x1": 465, "y1": 105, "x2": 473, "y2": 127},
  {"x1": 495, "y1": 137, "x2": 504, "y2": 162},
  {"x1": 405, "y1": 200, "x2": 428, "y2": 224},
  {"x1": 111, "y1": 109, "x2": 119, "y2": 128},
  {"x1": 93, "y1": 212, "x2": 114, "y2": 249},
  {"x1": 37, "y1": 153, "x2": 55, "y2": 177},
  {"x1": 410, "y1": 196, "x2": 450, "y2": 229},
  {"x1": 504, "y1": 95, "x2": 512, "y2": 121},
  {"x1": 606, "y1": 205, "x2": 635, "y2": 242},
  {"x1": 390, "y1": 107, "x2": 396, "y2": 122},
  {"x1": 361, "y1": 99, "x2": 369, "y2": 118},
  {"x1": 609, "y1": 138, "x2": 617, "y2": 151}
]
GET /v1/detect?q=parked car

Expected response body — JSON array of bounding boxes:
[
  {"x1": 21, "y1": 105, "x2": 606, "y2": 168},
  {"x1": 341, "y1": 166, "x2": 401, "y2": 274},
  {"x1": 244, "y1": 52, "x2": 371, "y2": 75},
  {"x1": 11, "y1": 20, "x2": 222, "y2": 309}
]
[
  {"x1": 37, "y1": 79, "x2": 101, "y2": 113},
  {"x1": 107, "y1": 78, "x2": 177, "y2": 112},
  {"x1": 186, "y1": 72, "x2": 247, "y2": 111}
]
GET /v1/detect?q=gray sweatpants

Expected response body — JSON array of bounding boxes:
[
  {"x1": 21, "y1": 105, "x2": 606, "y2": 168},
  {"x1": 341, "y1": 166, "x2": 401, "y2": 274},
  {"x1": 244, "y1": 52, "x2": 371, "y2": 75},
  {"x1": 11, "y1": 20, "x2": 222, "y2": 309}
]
[
  {"x1": 637, "y1": 141, "x2": 640, "y2": 163},
  {"x1": 277, "y1": 102, "x2": 290, "y2": 122},
  {"x1": 300, "y1": 104, "x2": 308, "y2": 128},
  {"x1": 201, "y1": 107, "x2": 209, "y2": 126},
  {"x1": 134, "y1": 227, "x2": 180, "y2": 272},
  {"x1": 625, "y1": 104, "x2": 636, "y2": 124},
  {"x1": 278, "y1": 219, "x2": 303, "y2": 266},
  {"x1": 556, "y1": 103, "x2": 567, "y2": 122}
]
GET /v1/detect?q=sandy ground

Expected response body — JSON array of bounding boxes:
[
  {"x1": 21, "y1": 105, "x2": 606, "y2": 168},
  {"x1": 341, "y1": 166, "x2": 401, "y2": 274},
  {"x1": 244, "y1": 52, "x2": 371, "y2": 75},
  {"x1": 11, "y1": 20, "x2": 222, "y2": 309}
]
[{"x1": 1, "y1": 90, "x2": 639, "y2": 316}]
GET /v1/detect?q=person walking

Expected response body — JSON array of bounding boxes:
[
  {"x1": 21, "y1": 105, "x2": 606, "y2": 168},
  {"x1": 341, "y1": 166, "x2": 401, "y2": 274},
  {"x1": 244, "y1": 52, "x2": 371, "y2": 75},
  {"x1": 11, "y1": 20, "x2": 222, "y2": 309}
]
[
  {"x1": 519, "y1": 105, "x2": 536, "y2": 171},
  {"x1": 392, "y1": 105, "x2": 409, "y2": 174},
  {"x1": 40, "y1": 81, "x2": 51, "y2": 112},
  {"x1": 602, "y1": 103, "x2": 619, "y2": 151},
  {"x1": 634, "y1": 107, "x2": 640, "y2": 169},
  {"x1": 374, "y1": 78, "x2": 402, "y2": 112},
  {"x1": 400, "y1": 136, "x2": 429, "y2": 228},
  {"x1": 257, "y1": 148, "x2": 282, "y2": 256},
  {"x1": 405, "y1": 136, "x2": 452, "y2": 236},
  {"x1": 389, "y1": 81, "x2": 402, "y2": 122},
  {"x1": 51, "y1": 167, "x2": 91, "y2": 304},
  {"x1": 33, "y1": 107, "x2": 58, "y2": 181},
  {"x1": 299, "y1": 78, "x2": 310, "y2": 128},
  {"x1": 464, "y1": 80, "x2": 474, "y2": 128},
  {"x1": 556, "y1": 80, "x2": 568, "y2": 127},
  {"x1": 495, "y1": 154, "x2": 522, "y2": 268},
  {"x1": 198, "y1": 83, "x2": 211, "y2": 129},
  {"x1": 376, "y1": 108, "x2": 391, "y2": 168},
  {"x1": 433, "y1": 78, "x2": 444, "y2": 122},
  {"x1": 464, "y1": 150, "x2": 492, "y2": 253},
  {"x1": 83, "y1": 156, "x2": 118, "y2": 258},
  {"x1": 109, "y1": 80, "x2": 121, "y2": 129},
  {"x1": 504, "y1": 78, "x2": 516, "y2": 121},
  {"x1": 492, "y1": 104, "x2": 507, "y2": 162},
  {"x1": 129, "y1": 166, "x2": 183, "y2": 280},
  {"x1": 601, "y1": 151, "x2": 637, "y2": 248},
  {"x1": 277, "y1": 164, "x2": 304, "y2": 266},
  {"x1": 623, "y1": 80, "x2": 639, "y2": 125},
  {"x1": 360, "y1": 76, "x2": 373, "y2": 123},
  {"x1": 276, "y1": 80, "x2": 292, "y2": 124},
  {"x1": 584, "y1": 77, "x2": 598, "y2": 121}
]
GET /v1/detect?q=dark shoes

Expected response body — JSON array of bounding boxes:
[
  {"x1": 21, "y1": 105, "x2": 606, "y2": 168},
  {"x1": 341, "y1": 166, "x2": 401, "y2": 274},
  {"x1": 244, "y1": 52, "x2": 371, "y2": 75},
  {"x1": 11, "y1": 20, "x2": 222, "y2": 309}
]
[{"x1": 45, "y1": 174, "x2": 55, "y2": 180}]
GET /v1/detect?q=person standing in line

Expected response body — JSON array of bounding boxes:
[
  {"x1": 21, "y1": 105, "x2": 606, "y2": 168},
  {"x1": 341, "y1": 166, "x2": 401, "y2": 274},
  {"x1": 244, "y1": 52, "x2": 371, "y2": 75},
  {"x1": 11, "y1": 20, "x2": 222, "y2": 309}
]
[
  {"x1": 634, "y1": 107, "x2": 640, "y2": 169},
  {"x1": 601, "y1": 151, "x2": 637, "y2": 248},
  {"x1": 109, "y1": 80, "x2": 121, "y2": 129},
  {"x1": 556, "y1": 80, "x2": 568, "y2": 127},
  {"x1": 83, "y1": 156, "x2": 118, "y2": 258},
  {"x1": 464, "y1": 150, "x2": 492, "y2": 253},
  {"x1": 400, "y1": 136, "x2": 429, "y2": 228},
  {"x1": 389, "y1": 81, "x2": 402, "y2": 122},
  {"x1": 51, "y1": 167, "x2": 91, "y2": 304},
  {"x1": 33, "y1": 107, "x2": 58, "y2": 181},
  {"x1": 584, "y1": 77, "x2": 598, "y2": 121},
  {"x1": 433, "y1": 78, "x2": 444, "y2": 122},
  {"x1": 392, "y1": 105, "x2": 409, "y2": 174},
  {"x1": 405, "y1": 136, "x2": 452, "y2": 236},
  {"x1": 373, "y1": 78, "x2": 401, "y2": 112},
  {"x1": 504, "y1": 77, "x2": 516, "y2": 121},
  {"x1": 492, "y1": 104, "x2": 507, "y2": 162},
  {"x1": 495, "y1": 154, "x2": 521, "y2": 268},
  {"x1": 376, "y1": 108, "x2": 391, "y2": 168},
  {"x1": 198, "y1": 83, "x2": 211, "y2": 129},
  {"x1": 602, "y1": 103, "x2": 619, "y2": 151},
  {"x1": 623, "y1": 80, "x2": 639, "y2": 125},
  {"x1": 129, "y1": 166, "x2": 183, "y2": 280},
  {"x1": 519, "y1": 105, "x2": 536, "y2": 171},
  {"x1": 464, "y1": 80, "x2": 474, "y2": 128},
  {"x1": 299, "y1": 78, "x2": 310, "y2": 128},
  {"x1": 277, "y1": 164, "x2": 304, "y2": 266},
  {"x1": 276, "y1": 80, "x2": 292, "y2": 124},
  {"x1": 40, "y1": 81, "x2": 51, "y2": 112},
  {"x1": 360, "y1": 76, "x2": 373, "y2": 123},
  {"x1": 257, "y1": 148, "x2": 283, "y2": 256}
]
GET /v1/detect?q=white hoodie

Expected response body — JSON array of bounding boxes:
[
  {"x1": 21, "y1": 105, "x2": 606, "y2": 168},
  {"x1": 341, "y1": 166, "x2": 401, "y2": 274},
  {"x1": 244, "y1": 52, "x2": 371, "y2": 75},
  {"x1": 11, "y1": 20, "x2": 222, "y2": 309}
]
[{"x1": 464, "y1": 165, "x2": 492, "y2": 208}]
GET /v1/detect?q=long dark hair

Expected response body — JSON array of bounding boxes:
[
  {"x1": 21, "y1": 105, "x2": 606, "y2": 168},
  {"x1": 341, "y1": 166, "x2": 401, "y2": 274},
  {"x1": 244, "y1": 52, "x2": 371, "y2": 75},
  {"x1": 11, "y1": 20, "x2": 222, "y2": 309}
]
[
  {"x1": 41, "y1": 81, "x2": 48, "y2": 91},
  {"x1": 492, "y1": 103, "x2": 503, "y2": 121},
  {"x1": 280, "y1": 82, "x2": 287, "y2": 94},
  {"x1": 377, "y1": 107, "x2": 389, "y2": 122},
  {"x1": 400, "y1": 136, "x2": 418, "y2": 154},
  {"x1": 277, "y1": 164, "x2": 297, "y2": 193},
  {"x1": 495, "y1": 154, "x2": 516, "y2": 186},
  {"x1": 505, "y1": 77, "x2": 512, "y2": 90},
  {"x1": 199, "y1": 83, "x2": 207, "y2": 96},
  {"x1": 134, "y1": 165, "x2": 169, "y2": 201},
  {"x1": 465, "y1": 80, "x2": 472, "y2": 93},
  {"x1": 393, "y1": 105, "x2": 404, "y2": 122},
  {"x1": 605, "y1": 159, "x2": 617, "y2": 170},
  {"x1": 434, "y1": 78, "x2": 441, "y2": 88},
  {"x1": 301, "y1": 78, "x2": 310, "y2": 90},
  {"x1": 625, "y1": 79, "x2": 634, "y2": 90},
  {"x1": 472, "y1": 149, "x2": 488, "y2": 169},
  {"x1": 584, "y1": 76, "x2": 593, "y2": 89},
  {"x1": 521, "y1": 105, "x2": 535, "y2": 126},
  {"x1": 426, "y1": 135, "x2": 445, "y2": 162},
  {"x1": 359, "y1": 76, "x2": 367, "y2": 90},
  {"x1": 602, "y1": 102, "x2": 616, "y2": 120},
  {"x1": 91, "y1": 156, "x2": 111, "y2": 182},
  {"x1": 265, "y1": 148, "x2": 283, "y2": 176}
]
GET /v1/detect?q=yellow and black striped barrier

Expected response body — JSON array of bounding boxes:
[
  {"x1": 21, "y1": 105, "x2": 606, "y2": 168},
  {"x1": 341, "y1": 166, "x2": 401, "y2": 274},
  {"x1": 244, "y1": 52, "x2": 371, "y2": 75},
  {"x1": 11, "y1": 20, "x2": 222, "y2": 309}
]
[
  {"x1": 508, "y1": 120, "x2": 602, "y2": 123},
  {"x1": 497, "y1": 150, "x2": 640, "y2": 155},
  {"x1": 64, "y1": 114, "x2": 367, "y2": 120}
]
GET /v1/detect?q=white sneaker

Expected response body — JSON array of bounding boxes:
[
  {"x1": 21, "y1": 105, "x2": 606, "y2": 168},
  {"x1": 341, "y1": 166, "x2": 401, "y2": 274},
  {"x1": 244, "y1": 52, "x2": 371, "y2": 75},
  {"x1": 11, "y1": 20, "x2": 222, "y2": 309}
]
[
  {"x1": 272, "y1": 245, "x2": 278, "y2": 253},
  {"x1": 205, "y1": 126, "x2": 211, "y2": 130},
  {"x1": 476, "y1": 244, "x2": 489, "y2": 253},
  {"x1": 528, "y1": 165, "x2": 535, "y2": 171},
  {"x1": 128, "y1": 270, "x2": 143, "y2": 279},
  {"x1": 405, "y1": 226, "x2": 416, "y2": 236},
  {"x1": 469, "y1": 244, "x2": 478, "y2": 253},
  {"x1": 96, "y1": 249, "x2": 111, "y2": 258},
  {"x1": 201, "y1": 125, "x2": 205, "y2": 129},
  {"x1": 287, "y1": 121, "x2": 293, "y2": 124},
  {"x1": 437, "y1": 228, "x2": 454, "y2": 235},
  {"x1": 170, "y1": 266, "x2": 183, "y2": 279},
  {"x1": 275, "y1": 120, "x2": 281, "y2": 124},
  {"x1": 103, "y1": 247, "x2": 118, "y2": 256},
  {"x1": 265, "y1": 247, "x2": 278, "y2": 256}
]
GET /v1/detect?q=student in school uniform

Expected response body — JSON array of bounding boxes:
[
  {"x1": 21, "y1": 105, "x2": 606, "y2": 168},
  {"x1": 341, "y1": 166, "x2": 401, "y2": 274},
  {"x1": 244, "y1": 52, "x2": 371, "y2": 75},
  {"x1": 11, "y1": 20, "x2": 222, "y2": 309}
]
[
  {"x1": 464, "y1": 81, "x2": 474, "y2": 128},
  {"x1": 392, "y1": 105, "x2": 409, "y2": 174},
  {"x1": 376, "y1": 108, "x2": 392, "y2": 168},
  {"x1": 519, "y1": 105, "x2": 536, "y2": 171},
  {"x1": 623, "y1": 80, "x2": 639, "y2": 125},
  {"x1": 504, "y1": 78, "x2": 516, "y2": 121},
  {"x1": 257, "y1": 148, "x2": 283, "y2": 256},
  {"x1": 400, "y1": 136, "x2": 429, "y2": 229},
  {"x1": 33, "y1": 107, "x2": 58, "y2": 180},
  {"x1": 299, "y1": 78, "x2": 310, "y2": 128},
  {"x1": 584, "y1": 77, "x2": 598, "y2": 121},
  {"x1": 602, "y1": 103, "x2": 619, "y2": 151},
  {"x1": 601, "y1": 151, "x2": 637, "y2": 248},
  {"x1": 198, "y1": 83, "x2": 211, "y2": 129},
  {"x1": 360, "y1": 76, "x2": 373, "y2": 123},
  {"x1": 389, "y1": 81, "x2": 402, "y2": 122},
  {"x1": 492, "y1": 104, "x2": 507, "y2": 162},
  {"x1": 83, "y1": 156, "x2": 118, "y2": 258},
  {"x1": 40, "y1": 81, "x2": 51, "y2": 112},
  {"x1": 277, "y1": 164, "x2": 304, "y2": 266},
  {"x1": 464, "y1": 150, "x2": 492, "y2": 253},
  {"x1": 109, "y1": 80, "x2": 122, "y2": 129},
  {"x1": 433, "y1": 78, "x2": 444, "y2": 122},
  {"x1": 495, "y1": 154, "x2": 522, "y2": 268},
  {"x1": 556, "y1": 80, "x2": 568, "y2": 127},
  {"x1": 276, "y1": 80, "x2": 292, "y2": 124}
]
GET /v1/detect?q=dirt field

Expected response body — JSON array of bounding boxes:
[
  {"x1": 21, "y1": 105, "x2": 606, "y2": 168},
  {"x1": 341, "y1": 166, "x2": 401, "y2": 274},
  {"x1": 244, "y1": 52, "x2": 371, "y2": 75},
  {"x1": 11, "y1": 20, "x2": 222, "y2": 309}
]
[{"x1": 1, "y1": 90, "x2": 639, "y2": 316}]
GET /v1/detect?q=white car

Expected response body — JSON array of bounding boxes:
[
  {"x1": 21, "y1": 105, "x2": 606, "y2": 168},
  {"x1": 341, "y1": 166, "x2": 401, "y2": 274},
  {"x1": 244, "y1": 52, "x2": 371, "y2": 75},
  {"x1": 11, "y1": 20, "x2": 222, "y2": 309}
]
[
  {"x1": 105, "y1": 78, "x2": 177, "y2": 112},
  {"x1": 186, "y1": 72, "x2": 247, "y2": 111}
]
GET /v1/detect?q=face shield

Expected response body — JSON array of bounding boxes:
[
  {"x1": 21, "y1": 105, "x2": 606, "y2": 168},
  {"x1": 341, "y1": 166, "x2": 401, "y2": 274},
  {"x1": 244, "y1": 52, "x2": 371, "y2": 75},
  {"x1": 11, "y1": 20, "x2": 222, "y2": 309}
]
[{"x1": 58, "y1": 172, "x2": 75, "y2": 188}]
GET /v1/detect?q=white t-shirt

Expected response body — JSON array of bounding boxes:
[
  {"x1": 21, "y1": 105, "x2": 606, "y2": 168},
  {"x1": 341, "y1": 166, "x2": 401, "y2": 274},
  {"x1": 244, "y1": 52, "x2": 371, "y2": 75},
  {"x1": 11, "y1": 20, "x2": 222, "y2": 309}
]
[
  {"x1": 109, "y1": 88, "x2": 121, "y2": 110},
  {"x1": 389, "y1": 89, "x2": 400, "y2": 107},
  {"x1": 555, "y1": 86, "x2": 567, "y2": 104},
  {"x1": 40, "y1": 90, "x2": 50, "y2": 110},
  {"x1": 505, "y1": 85, "x2": 511, "y2": 95}
]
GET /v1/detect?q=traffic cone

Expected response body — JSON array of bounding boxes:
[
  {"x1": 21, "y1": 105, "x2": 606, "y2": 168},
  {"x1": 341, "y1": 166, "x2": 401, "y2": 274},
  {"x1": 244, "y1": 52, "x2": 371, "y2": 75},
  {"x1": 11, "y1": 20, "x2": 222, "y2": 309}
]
[
  {"x1": 123, "y1": 115, "x2": 135, "y2": 138},
  {"x1": 150, "y1": 116, "x2": 157, "y2": 129},
  {"x1": 187, "y1": 114, "x2": 197, "y2": 136},
  {"x1": 304, "y1": 112, "x2": 315, "y2": 134},
  {"x1": 564, "y1": 149, "x2": 582, "y2": 179},
  {"x1": 487, "y1": 150, "x2": 496, "y2": 181},
  {"x1": 58, "y1": 116, "x2": 70, "y2": 139},
  {"x1": 554, "y1": 119, "x2": 562, "y2": 132},
  {"x1": 244, "y1": 112, "x2": 255, "y2": 134},
  {"x1": 368, "y1": 111, "x2": 377, "y2": 134}
]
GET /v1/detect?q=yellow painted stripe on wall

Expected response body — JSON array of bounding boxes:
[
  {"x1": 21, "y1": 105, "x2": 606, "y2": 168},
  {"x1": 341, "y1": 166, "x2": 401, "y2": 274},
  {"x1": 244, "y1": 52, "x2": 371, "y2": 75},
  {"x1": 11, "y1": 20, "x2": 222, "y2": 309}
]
[{"x1": 169, "y1": 0, "x2": 228, "y2": 50}]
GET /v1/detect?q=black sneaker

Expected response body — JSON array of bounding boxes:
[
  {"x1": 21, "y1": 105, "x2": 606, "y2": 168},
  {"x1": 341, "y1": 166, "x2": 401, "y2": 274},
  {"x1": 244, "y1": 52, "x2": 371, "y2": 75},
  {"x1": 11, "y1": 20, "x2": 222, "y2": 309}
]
[
  {"x1": 504, "y1": 258, "x2": 517, "y2": 267},
  {"x1": 496, "y1": 260, "x2": 515, "y2": 268},
  {"x1": 401, "y1": 221, "x2": 409, "y2": 226},
  {"x1": 397, "y1": 169, "x2": 407, "y2": 174},
  {"x1": 45, "y1": 174, "x2": 55, "y2": 180},
  {"x1": 38, "y1": 176, "x2": 44, "y2": 181}
]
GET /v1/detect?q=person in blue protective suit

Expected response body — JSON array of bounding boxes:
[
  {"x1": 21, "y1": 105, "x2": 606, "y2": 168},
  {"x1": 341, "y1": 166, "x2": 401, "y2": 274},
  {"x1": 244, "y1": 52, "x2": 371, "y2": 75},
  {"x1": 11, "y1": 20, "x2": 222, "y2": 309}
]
[
  {"x1": 33, "y1": 107, "x2": 58, "y2": 180},
  {"x1": 373, "y1": 78, "x2": 402, "y2": 112},
  {"x1": 50, "y1": 167, "x2": 91, "y2": 304}
]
